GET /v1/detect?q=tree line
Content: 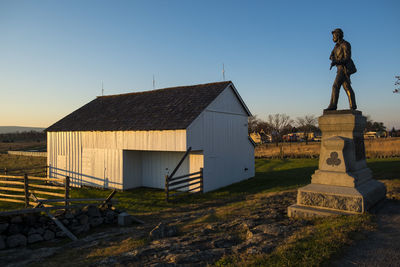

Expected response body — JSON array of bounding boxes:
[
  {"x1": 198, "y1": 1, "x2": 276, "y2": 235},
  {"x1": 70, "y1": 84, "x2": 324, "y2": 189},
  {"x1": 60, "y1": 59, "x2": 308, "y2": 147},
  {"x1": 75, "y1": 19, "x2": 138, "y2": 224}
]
[
  {"x1": 249, "y1": 114, "x2": 393, "y2": 145},
  {"x1": 1, "y1": 131, "x2": 46, "y2": 143},
  {"x1": 248, "y1": 114, "x2": 319, "y2": 146}
]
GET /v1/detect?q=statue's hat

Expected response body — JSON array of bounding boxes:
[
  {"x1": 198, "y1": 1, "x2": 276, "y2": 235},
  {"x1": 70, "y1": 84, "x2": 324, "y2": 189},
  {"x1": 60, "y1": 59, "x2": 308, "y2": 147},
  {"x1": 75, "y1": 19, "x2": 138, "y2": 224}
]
[{"x1": 331, "y1": 28, "x2": 343, "y2": 36}]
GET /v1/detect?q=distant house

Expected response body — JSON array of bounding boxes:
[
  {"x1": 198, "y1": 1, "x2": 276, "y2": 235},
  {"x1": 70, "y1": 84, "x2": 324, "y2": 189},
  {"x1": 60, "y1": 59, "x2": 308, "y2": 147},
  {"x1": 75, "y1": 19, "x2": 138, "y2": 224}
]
[{"x1": 46, "y1": 81, "x2": 255, "y2": 192}]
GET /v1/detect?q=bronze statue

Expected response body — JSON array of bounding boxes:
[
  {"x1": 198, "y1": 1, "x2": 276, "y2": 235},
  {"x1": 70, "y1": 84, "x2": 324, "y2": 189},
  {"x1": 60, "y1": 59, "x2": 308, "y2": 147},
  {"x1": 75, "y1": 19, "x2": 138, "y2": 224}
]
[{"x1": 326, "y1": 28, "x2": 357, "y2": 110}]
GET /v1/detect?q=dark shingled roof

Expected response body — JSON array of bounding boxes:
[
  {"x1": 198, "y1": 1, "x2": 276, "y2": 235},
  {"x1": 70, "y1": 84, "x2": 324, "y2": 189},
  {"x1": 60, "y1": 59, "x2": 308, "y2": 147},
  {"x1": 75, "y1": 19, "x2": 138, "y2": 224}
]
[{"x1": 46, "y1": 81, "x2": 233, "y2": 132}]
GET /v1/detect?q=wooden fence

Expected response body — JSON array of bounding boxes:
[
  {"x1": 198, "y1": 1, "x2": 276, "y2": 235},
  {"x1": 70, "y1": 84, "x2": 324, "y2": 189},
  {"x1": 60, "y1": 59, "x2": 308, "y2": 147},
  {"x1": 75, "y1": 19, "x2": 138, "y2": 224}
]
[
  {"x1": 165, "y1": 168, "x2": 203, "y2": 202},
  {"x1": 0, "y1": 173, "x2": 69, "y2": 208}
]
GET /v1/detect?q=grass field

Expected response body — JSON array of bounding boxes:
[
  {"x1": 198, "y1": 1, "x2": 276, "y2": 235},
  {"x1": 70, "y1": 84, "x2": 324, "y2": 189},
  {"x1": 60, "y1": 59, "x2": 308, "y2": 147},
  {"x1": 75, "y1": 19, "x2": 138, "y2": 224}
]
[
  {"x1": 1, "y1": 155, "x2": 399, "y2": 266},
  {"x1": 0, "y1": 155, "x2": 399, "y2": 213}
]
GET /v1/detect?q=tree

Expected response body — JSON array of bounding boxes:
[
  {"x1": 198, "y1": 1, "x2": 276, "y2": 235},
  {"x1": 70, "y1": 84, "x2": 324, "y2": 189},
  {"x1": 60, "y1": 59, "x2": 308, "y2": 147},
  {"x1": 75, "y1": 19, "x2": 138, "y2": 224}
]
[
  {"x1": 248, "y1": 115, "x2": 261, "y2": 134},
  {"x1": 266, "y1": 114, "x2": 293, "y2": 146},
  {"x1": 394, "y1": 76, "x2": 400, "y2": 94},
  {"x1": 296, "y1": 115, "x2": 318, "y2": 145},
  {"x1": 365, "y1": 115, "x2": 386, "y2": 132},
  {"x1": 390, "y1": 127, "x2": 397, "y2": 137}
]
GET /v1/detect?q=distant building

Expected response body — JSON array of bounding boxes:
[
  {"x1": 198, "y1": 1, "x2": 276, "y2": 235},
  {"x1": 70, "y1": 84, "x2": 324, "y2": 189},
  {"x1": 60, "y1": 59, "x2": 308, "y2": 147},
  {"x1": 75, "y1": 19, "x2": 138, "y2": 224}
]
[{"x1": 46, "y1": 81, "x2": 255, "y2": 192}]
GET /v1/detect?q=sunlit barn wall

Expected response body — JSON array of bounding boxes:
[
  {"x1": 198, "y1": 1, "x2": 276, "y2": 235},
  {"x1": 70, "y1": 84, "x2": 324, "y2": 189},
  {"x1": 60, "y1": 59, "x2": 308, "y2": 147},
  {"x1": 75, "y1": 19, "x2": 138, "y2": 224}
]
[
  {"x1": 187, "y1": 86, "x2": 255, "y2": 192},
  {"x1": 47, "y1": 130, "x2": 186, "y2": 189}
]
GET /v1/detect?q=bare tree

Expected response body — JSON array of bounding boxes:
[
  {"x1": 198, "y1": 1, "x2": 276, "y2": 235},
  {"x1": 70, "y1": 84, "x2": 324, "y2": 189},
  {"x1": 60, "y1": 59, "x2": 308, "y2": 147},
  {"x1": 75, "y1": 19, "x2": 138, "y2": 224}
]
[
  {"x1": 267, "y1": 114, "x2": 293, "y2": 146},
  {"x1": 296, "y1": 115, "x2": 318, "y2": 144},
  {"x1": 394, "y1": 75, "x2": 400, "y2": 94},
  {"x1": 248, "y1": 115, "x2": 261, "y2": 134}
]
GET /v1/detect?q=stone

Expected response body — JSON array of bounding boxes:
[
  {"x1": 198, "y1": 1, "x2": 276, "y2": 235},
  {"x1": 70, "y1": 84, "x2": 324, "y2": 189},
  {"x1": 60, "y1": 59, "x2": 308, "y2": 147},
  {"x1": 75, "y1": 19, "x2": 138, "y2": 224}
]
[
  {"x1": 288, "y1": 111, "x2": 386, "y2": 217},
  {"x1": 211, "y1": 238, "x2": 234, "y2": 248},
  {"x1": 0, "y1": 235, "x2": 5, "y2": 250},
  {"x1": 25, "y1": 215, "x2": 37, "y2": 226},
  {"x1": 89, "y1": 217, "x2": 104, "y2": 227},
  {"x1": 78, "y1": 214, "x2": 89, "y2": 225},
  {"x1": 118, "y1": 212, "x2": 132, "y2": 226},
  {"x1": 7, "y1": 234, "x2": 27, "y2": 248},
  {"x1": 149, "y1": 223, "x2": 177, "y2": 240},
  {"x1": 10, "y1": 216, "x2": 23, "y2": 224},
  {"x1": 83, "y1": 205, "x2": 101, "y2": 217},
  {"x1": 28, "y1": 234, "x2": 43, "y2": 244},
  {"x1": 254, "y1": 224, "x2": 282, "y2": 236},
  {"x1": 71, "y1": 224, "x2": 90, "y2": 234},
  {"x1": 0, "y1": 223, "x2": 9, "y2": 234},
  {"x1": 43, "y1": 230, "x2": 55, "y2": 241},
  {"x1": 8, "y1": 224, "x2": 22, "y2": 235},
  {"x1": 56, "y1": 231, "x2": 66, "y2": 238},
  {"x1": 65, "y1": 212, "x2": 74, "y2": 219},
  {"x1": 38, "y1": 216, "x2": 49, "y2": 224},
  {"x1": 36, "y1": 227, "x2": 45, "y2": 235},
  {"x1": 105, "y1": 210, "x2": 115, "y2": 222}
]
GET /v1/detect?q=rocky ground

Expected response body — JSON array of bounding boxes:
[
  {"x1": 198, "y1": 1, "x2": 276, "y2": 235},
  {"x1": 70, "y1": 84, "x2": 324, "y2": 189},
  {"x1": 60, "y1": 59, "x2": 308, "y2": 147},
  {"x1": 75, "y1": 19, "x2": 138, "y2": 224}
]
[
  {"x1": 97, "y1": 191, "x2": 308, "y2": 267},
  {"x1": 1, "y1": 180, "x2": 399, "y2": 267},
  {"x1": 0, "y1": 190, "x2": 310, "y2": 266}
]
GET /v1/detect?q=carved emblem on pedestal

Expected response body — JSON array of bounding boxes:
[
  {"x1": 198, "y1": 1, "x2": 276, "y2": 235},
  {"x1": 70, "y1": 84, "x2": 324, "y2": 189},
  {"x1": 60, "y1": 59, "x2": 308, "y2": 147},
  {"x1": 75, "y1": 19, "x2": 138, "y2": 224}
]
[{"x1": 326, "y1": 152, "x2": 341, "y2": 166}]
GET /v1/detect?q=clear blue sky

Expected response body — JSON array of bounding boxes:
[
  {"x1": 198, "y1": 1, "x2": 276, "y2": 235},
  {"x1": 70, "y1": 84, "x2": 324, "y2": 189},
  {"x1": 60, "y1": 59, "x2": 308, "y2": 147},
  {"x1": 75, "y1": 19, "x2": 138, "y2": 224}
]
[{"x1": 1, "y1": 0, "x2": 399, "y2": 129}]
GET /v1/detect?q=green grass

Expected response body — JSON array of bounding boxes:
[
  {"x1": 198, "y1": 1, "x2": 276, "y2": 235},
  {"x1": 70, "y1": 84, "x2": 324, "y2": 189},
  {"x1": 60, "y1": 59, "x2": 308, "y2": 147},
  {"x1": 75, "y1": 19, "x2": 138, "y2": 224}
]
[{"x1": 0, "y1": 156, "x2": 399, "y2": 213}]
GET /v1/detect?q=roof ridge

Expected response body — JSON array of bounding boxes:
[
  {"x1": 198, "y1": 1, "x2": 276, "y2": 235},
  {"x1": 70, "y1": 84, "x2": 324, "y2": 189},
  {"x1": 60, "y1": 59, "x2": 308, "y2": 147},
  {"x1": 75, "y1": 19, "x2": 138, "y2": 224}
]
[{"x1": 97, "y1": 81, "x2": 232, "y2": 98}]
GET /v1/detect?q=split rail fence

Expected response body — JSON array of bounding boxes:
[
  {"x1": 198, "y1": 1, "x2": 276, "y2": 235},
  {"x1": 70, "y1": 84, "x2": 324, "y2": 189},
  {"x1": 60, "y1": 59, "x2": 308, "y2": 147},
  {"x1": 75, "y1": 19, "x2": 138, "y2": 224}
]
[
  {"x1": 0, "y1": 166, "x2": 117, "y2": 216},
  {"x1": 165, "y1": 168, "x2": 203, "y2": 202}
]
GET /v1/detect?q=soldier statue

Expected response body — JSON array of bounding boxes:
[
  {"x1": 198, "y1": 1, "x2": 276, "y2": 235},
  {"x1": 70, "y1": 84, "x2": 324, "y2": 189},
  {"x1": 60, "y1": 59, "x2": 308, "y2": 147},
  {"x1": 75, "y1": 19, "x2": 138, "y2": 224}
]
[{"x1": 326, "y1": 28, "x2": 357, "y2": 110}]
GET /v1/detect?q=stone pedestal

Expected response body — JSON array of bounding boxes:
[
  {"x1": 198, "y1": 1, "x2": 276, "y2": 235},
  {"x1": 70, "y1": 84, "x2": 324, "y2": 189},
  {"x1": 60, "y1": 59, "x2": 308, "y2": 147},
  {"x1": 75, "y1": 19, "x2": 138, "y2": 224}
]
[{"x1": 288, "y1": 110, "x2": 386, "y2": 217}]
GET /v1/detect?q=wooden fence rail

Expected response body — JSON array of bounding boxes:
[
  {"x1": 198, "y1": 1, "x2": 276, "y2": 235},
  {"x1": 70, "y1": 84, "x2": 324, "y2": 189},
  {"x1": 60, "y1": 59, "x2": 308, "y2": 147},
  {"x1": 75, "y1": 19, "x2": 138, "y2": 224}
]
[
  {"x1": 165, "y1": 168, "x2": 203, "y2": 202},
  {"x1": 0, "y1": 173, "x2": 68, "y2": 208}
]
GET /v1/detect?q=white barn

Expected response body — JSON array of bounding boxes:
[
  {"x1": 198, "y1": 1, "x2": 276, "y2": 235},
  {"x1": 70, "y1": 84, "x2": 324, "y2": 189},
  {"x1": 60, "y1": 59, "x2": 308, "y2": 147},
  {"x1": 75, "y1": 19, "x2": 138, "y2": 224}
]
[{"x1": 46, "y1": 81, "x2": 255, "y2": 192}]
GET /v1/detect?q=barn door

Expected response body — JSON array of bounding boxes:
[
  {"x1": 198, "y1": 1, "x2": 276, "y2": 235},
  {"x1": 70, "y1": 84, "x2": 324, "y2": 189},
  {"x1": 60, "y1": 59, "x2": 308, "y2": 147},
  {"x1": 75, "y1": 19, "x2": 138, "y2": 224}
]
[{"x1": 82, "y1": 148, "x2": 105, "y2": 187}]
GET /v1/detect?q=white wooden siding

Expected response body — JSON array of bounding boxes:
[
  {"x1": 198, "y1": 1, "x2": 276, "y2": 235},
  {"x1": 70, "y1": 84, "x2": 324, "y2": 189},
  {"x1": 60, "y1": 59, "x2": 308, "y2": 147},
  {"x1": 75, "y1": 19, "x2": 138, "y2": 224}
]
[
  {"x1": 187, "y1": 86, "x2": 254, "y2": 192},
  {"x1": 47, "y1": 130, "x2": 186, "y2": 189}
]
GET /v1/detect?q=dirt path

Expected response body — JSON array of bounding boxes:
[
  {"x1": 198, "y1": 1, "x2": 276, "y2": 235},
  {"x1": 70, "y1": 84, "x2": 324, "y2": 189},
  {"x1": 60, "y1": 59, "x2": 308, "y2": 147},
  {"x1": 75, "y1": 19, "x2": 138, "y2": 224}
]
[{"x1": 332, "y1": 199, "x2": 400, "y2": 267}]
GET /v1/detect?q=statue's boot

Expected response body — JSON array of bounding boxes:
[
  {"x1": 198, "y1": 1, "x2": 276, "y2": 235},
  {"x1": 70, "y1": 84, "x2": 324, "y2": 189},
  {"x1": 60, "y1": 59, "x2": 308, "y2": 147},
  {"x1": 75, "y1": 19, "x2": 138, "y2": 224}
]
[
  {"x1": 345, "y1": 87, "x2": 357, "y2": 110},
  {"x1": 326, "y1": 87, "x2": 339, "y2": 110}
]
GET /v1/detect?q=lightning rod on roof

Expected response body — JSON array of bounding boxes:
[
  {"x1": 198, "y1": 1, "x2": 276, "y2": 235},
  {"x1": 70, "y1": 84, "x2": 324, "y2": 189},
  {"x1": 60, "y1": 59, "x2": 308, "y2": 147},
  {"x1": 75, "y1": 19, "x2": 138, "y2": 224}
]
[
  {"x1": 153, "y1": 75, "x2": 155, "y2": 90},
  {"x1": 222, "y1": 63, "x2": 225, "y2": 81},
  {"x1": 101, "y1": 80, "x2": 104, "y2": 96}
]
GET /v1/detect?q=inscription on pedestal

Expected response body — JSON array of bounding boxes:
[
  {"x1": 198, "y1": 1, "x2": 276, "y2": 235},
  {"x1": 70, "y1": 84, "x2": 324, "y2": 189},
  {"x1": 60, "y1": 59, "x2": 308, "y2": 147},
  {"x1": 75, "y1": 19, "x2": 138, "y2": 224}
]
[{"x1": 299, "y1": 191, "x2": 362, "y2": 212}]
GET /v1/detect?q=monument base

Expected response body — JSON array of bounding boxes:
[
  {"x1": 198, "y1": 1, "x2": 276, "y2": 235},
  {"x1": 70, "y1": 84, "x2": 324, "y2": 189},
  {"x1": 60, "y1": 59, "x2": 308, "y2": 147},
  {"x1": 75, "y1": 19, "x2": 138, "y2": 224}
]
[
  {"x1": 288, "y1": 110, "x2": 386, "y2": 218},
  {"x1": 288, "y1": 180, "x2": 386, "y2": 217}
]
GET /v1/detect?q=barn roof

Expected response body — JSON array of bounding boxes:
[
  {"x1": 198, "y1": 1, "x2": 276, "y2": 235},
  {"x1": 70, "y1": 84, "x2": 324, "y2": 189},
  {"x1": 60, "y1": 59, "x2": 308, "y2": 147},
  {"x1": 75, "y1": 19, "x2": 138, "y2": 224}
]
[{"x1": 47, "y1": 81, "x2": 247, "y2": 132}]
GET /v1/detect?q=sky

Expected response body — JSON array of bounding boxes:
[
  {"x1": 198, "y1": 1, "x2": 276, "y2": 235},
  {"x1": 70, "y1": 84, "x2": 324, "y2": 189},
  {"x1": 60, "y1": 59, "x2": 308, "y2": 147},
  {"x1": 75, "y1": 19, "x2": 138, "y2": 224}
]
[{"x1": 0, "y1": 0, "x2": 399, "y2": 129}]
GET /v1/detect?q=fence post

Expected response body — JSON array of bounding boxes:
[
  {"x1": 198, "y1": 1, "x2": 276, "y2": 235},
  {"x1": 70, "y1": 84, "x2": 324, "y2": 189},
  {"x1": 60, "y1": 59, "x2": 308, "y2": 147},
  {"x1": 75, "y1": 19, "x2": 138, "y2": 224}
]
[
  {"x1": 24, "y1": 173, "x2": 29, "y2": 208},
  {"x1": 65, "y1": 176, "x2": 70, "y2": 208},
  {"x1": 4, "y1": 168, "x2": 7, "y2": 175},
  {"x1": 199, "y1": 168, "x2": 204, "y2": 193},
  {"x1": 165, "y1": 175, "x2": 169, "y2": 202}
]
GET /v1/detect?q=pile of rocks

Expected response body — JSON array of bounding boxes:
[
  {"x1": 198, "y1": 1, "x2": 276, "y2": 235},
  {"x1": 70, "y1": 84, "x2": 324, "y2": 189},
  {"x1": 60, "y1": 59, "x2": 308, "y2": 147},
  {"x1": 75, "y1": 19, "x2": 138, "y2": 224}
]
[{"x1": 0, "y1": 204, "x2": 121, "y2": 250}]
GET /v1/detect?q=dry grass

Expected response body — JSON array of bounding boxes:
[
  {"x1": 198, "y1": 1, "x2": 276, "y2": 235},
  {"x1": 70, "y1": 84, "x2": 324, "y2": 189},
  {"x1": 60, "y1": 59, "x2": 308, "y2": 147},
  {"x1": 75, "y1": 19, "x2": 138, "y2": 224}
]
[
  {"x1": 86, "y1": 237, "x2": 148, "y2": 259},
  {"x1": 255, "y1": 137, "x2": 400, "y2": 159},
  {"x1": 214, "y1": 214, "x2": 375, "y2": 267}
]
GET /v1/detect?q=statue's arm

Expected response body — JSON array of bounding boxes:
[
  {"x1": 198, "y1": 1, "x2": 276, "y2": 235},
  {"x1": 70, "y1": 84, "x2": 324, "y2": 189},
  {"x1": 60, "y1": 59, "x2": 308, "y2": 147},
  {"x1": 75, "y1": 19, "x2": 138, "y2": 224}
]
[{"x1": 335, "y1": 42, "x2": 351, "y2": 65}]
